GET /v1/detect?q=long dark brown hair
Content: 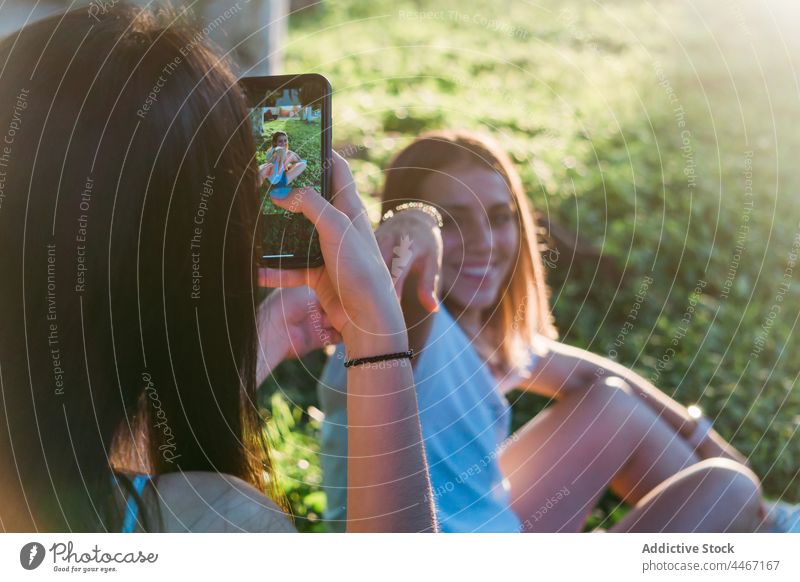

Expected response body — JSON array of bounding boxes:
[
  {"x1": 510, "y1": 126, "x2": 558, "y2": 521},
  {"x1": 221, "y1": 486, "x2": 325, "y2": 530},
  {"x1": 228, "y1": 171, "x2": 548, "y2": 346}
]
[
  {"x1": 0, "y1": 3, "x2": 278, "y2": 531},
  {"x1": 382, "y1": 129, "x2": 558, "y2": 372}
]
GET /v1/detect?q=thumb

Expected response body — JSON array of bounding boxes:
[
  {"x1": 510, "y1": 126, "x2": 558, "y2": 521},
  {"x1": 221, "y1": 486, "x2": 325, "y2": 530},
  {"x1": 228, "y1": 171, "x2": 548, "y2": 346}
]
[{"x1": 416, "y1": 255, "x2": 440, "y2": 313}]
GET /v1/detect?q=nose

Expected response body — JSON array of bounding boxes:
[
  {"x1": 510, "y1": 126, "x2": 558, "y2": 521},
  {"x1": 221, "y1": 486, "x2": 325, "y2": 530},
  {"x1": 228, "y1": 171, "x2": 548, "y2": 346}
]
[{"x1": 464, "y1": 213, "x2": 493, "y2": 254}]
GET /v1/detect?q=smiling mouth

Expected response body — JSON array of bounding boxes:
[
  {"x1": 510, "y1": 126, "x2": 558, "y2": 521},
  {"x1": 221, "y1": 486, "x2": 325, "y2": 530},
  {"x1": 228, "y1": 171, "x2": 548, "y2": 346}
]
[{"x1": 458, "y1": 264, "x2": 497, "y2": 277}]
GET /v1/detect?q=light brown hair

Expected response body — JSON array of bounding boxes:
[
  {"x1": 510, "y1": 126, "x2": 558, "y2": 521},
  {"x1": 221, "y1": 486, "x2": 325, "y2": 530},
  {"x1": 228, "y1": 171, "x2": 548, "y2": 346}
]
[{"x1": 381, "y1": 129, "x2": 558, "y2": 373}]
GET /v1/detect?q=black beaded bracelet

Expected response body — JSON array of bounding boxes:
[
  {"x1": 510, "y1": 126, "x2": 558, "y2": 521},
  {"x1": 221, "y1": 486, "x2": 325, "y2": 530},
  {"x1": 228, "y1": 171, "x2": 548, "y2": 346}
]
[{"x1": 343, "y1": 349, "x2": 415, "y2": 368}]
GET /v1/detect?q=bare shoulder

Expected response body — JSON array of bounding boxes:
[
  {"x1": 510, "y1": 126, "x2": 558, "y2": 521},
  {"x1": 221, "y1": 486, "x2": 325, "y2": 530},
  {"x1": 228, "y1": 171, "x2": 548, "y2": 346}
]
[{"x1": 148, "y1": 472, "x2": 296, "y2": 533}]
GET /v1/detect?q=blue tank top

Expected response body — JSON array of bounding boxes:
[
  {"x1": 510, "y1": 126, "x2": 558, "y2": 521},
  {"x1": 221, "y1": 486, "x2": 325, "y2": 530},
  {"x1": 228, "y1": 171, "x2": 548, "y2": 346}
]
[{"x1": 318, "y1": 303, "x2": 537, "y2": 532}]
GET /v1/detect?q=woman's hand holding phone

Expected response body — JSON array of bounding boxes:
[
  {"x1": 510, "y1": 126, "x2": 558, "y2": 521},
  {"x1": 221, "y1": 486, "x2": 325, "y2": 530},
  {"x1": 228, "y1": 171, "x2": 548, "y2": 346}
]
[
  {"x1": 255, "y1": 286, "x2": 341, "y2": 385},
  {"x1": 258, "y1": 151, "x2": 408, "y2": 357},
  {"x1": 258, "y1": 151, "x2": 436, "y2": 532}
]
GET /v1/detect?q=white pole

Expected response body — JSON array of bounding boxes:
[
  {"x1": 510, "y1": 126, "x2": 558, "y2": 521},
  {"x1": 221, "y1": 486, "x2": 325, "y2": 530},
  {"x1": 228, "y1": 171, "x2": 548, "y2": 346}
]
[{"x1": 0, "y1": 0, "x2": 289, "y2": 76}]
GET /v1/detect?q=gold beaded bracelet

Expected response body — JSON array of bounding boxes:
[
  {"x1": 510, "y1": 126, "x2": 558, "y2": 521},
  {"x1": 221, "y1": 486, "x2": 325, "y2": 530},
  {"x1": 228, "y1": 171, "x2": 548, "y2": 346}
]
[{"x1": 380, "y1": 201, "x2": 444, "y2": 229}]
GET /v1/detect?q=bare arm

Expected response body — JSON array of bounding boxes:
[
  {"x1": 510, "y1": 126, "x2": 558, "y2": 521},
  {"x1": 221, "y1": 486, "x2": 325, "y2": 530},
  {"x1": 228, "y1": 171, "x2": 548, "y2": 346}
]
[
  {"x1": 260, "y1": 153, "x2": 436, "y2": 532},
  {"x1": 253, "y1": 287, "x2": 434, "y2": 532},
  {"x1": 343, "y1": 318, "x2": 437, "y2": 532},
  {"x1": 521, "y1": 337, "x2": 748, "y2": 464},
  {"x1": 255, "y1": 287, "x2": 342, "y2": 386},
  {"x1": 253, "y1": 290, "x2": 434, "y2": 532}
]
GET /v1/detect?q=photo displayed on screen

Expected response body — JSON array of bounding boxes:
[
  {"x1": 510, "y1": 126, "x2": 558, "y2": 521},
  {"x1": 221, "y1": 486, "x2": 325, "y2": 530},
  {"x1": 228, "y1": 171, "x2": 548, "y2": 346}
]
[{"x1": 249, "y1": 86, "x2": 323, "y2": 261}]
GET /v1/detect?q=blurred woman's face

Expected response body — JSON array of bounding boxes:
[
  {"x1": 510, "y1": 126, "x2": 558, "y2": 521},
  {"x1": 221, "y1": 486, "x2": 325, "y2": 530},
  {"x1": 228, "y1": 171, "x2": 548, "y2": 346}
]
[
  {"x1": 274, "y1": 134, "x2": 288, "y2": 148},
  {"x1": 419, "y1": 163, "x2": 519, "y2": 311}
]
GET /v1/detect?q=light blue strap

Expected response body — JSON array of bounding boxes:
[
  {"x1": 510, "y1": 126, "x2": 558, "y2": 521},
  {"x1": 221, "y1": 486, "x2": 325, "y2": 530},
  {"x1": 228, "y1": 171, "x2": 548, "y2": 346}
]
[{"x1": 121, "y1": 474, "x2": 150, "y2": 533}]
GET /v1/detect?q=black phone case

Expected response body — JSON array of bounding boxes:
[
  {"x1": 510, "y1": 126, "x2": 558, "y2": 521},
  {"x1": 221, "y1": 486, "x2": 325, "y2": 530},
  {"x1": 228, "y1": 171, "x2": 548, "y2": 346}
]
[{"x1": 240, "y1": 73, "x2": 332, "y2": 269}]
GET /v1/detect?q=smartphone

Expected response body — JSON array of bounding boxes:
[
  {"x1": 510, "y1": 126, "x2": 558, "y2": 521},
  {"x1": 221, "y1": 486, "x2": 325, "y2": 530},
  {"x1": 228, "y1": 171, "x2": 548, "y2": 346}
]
[{"x1": 240, "y1": 74, "x2": 332, "y2": 268}]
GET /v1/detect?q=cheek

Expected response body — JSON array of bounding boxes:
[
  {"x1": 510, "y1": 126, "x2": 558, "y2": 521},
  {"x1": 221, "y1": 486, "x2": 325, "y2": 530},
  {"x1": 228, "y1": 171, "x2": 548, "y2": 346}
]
[
  {"x1": 495, "y1": 223, "x2": 519, "y2": 259},
  {"x1": 442, "y1": 229, "x2": 463, "y2": 259},
  {"x1": 440, "y1": 230, "x2": 464, "y2": 289}
]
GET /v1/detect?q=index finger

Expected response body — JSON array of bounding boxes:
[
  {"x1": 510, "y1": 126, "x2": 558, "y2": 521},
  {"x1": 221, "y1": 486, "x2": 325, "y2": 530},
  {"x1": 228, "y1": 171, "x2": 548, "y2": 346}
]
[
  {"x1": 270, "y1": 186, "x2": 349, "y2": 241},
  {"x1": 328, "y1": 151, "x2": 375, "y2": 239}
]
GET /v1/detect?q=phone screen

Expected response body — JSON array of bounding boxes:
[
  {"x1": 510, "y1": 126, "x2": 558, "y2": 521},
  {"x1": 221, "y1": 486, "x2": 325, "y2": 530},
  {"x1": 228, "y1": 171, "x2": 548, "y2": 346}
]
[{"x1": 243, "y1": 75, "x2": 330, "y2": 267}]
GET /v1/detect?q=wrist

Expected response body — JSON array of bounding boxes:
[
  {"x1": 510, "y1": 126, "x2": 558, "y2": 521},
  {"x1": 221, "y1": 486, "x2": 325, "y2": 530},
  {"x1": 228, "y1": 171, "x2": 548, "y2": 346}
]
[
  {"x1": 343, "y1": 284, "x2": 406, "y2": 332},
  {"x1": 339, "y1": 270, "x2": 409, "y2": 355},
  {"x1": 342, "y1": 324, "x2": 409, "y2": 360},
  {"x1": 381, "y1": 202, "x2": 443, "y2": 229},
  {"x1": 344, "y1": 348, "x2": 414, "y2": 368},
  {"x1": 684, "y1": 405, "x2": 713, "y2": 449}
]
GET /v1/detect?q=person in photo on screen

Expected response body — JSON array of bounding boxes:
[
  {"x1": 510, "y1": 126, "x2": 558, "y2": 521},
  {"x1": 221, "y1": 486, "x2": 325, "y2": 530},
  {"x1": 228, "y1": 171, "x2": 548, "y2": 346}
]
[{"x1": 259, "y1": 131, "x2": 308, "y2": 188}]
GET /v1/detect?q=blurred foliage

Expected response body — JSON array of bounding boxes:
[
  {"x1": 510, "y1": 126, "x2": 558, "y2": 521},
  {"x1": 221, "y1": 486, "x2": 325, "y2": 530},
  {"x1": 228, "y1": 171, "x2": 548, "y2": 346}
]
[
  {"x1": 260, "y1": 0, "x2": 800, "y2": 531},
  {"x1": 260, "y1": 350, "x2": 329, "y2": 533}
]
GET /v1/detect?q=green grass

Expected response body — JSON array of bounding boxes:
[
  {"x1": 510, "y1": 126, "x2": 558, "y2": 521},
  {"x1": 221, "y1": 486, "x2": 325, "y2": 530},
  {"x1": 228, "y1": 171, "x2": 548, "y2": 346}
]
[
  {"x1": 260, "y1": 0, "x2": 800, "y2": 531},
  {"x1": 255, "y1": 118, "x2": 322, "y2": 190},
  {"x1": 256, "y1": 118, "x2": 323, "y2": 256}
]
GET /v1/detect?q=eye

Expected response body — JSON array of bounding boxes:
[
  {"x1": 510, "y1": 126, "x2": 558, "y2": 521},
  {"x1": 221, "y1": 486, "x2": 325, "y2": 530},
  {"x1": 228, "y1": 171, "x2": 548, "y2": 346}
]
[{"x1": 490, "y1": 208, "x2": 515, "y2": 227}]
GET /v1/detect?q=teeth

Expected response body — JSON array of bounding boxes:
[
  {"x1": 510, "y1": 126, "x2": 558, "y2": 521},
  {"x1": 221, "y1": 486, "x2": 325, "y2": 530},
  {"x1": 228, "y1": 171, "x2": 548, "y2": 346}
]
[{"x1": 462, "y1": 266, "x2": 492, "y2": 276}]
